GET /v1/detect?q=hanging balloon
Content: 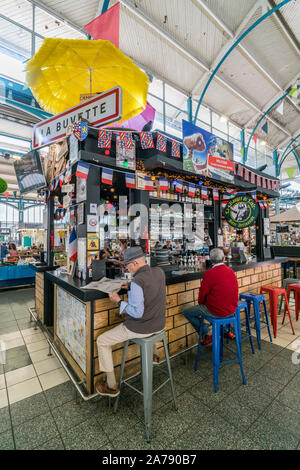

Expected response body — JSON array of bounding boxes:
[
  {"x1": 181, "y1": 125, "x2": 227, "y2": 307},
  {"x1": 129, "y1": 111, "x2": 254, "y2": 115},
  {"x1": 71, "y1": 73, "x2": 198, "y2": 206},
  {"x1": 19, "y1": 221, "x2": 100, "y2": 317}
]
[{"x1": 0, "y1": 178, "x2": 8, "y2": 193}]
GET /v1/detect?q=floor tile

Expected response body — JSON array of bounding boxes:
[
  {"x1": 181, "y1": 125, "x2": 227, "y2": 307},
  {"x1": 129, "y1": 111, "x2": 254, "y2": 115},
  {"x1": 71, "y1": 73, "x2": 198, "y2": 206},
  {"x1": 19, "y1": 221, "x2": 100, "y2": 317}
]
[
  {"x1": 4, "y1": 345, "x2": 32, "y2": 373},
  {"x1": 26, "y1": 339, "x2": 49, "y2": 354},
  {"x1": 196, "y1": 412, "x2": 243, "y2": 450},
  {"x1": 29, "y1": 347, "x2": 52, "y2": 364},
  {"x1": 2, "y1": 336, "x2": 25, "y2": 351},
  {"x1": 62, "y1": 417, "x2": 109, "y2": 450},
  {"x1": 246, "y1": 370, "x2": 285, "y2": 398},
  {"x1": 34, "y1": 356, "x2": 61, "y2": 376},
  {"x1": 276, "y1": 383, "x2": 300, "y2": 412},
  {"x1": 0, "y1": 323, "x2": 19, "y2": 335},
  {"x1": 52, "y1": 400, "x2": 97, "y2": 434},
  {"x1": 44, "y1": 381, "x2": 75, "y2": 409},
  {"x1": 0, "y1": 406, "x2": 11, "y2": 434},
  {"x1": 5, "y1": 364, "x2": 36, "y2": 387},
  {"x1": 14, "y1": 412, "x2": 59, "y2": 450},
  {"x1": 0, "y1": 388, "x2": 8, "y2": 409},
  {"x1": 33, "y1": 437, "x2": 65, "y2": 450},
  {"x1": 244, "y1": 416, "x2": 299, "y2": 450},
  {"x1": 0, "y1": 373, "x2": 5, "y2": 390},
  {"x1": 0, "y1": 331, "x2": 22, "y2": 342},
  {"x1": 21, "y1": 327, "x2": 44, "y2": 337},
  {"x1": 23, "y1": 332, "x2": 45, "y2": 344},
  {"x1": 10, "y1": 392, "x2": 50, "y2": 427},
  {"x1": 0, "y1": 429, "x2": 15, "y2": 450},
  {"x1": 39, "y1": 368, "x2": 69, "y2": 391},
  {"x1": 7, "y1": 377, "x2": 42, "y2": 405},
  {"x1": 262, "y1": 399, "x2": 300, "y2": 439}
]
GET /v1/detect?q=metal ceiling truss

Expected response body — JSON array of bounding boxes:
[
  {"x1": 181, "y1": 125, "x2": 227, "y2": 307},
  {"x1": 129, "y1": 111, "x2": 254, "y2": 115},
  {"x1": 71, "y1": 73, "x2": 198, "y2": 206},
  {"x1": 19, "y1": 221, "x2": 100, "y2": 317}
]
[
  {"x1": 25, "y1": 0, "x2": 87, "y2": 36},
  {"x1": 279, "y1": 132, "x2": 300, "y2": 169},
  {"x1": 267, "y1": 0, "x2": 300, "y2": 56},
  {"x1": 193, "y1": 0, "x2": 294, "y2": 125}
]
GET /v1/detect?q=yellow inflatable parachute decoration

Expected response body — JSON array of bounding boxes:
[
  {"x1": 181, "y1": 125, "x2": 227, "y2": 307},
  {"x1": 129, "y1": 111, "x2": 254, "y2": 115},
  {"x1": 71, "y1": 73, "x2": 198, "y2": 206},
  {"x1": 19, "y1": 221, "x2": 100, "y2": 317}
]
[{"x1": 25, "y1": 38, "x2": 149, "y2": 123}]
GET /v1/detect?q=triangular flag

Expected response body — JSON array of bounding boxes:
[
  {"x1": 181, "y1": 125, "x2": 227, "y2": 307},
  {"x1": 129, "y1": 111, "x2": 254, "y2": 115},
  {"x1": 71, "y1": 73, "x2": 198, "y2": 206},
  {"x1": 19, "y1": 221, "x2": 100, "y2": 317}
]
[
  {"x1": 262, "y1": 122, "x2": 268, "y2": 134},
  {"x1": 285, "y1": 167, "x2": 296, "y2": 179},
  {"x1": 252, "y1": 134, "x2": 258, "y2": 145},
  {"x1": 240, "y1": 147, "x2": 244, "y2": 157},
  {"x1": 276, "y1": 101, "x2": 284, "y2": 115},
  {"x1": 289, "y1": 86, "x2": 298, "y2": 98},
  {"x1": 84, "y1": 2, "x2": 120, "y2": 48}
]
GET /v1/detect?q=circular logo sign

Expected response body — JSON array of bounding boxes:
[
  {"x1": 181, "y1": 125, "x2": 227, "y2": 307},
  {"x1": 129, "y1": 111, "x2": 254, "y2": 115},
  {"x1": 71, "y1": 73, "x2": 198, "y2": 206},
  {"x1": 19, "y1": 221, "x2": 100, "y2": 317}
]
[{"x1": 224, "y1": 195, "x2": 258, "y2": 229}]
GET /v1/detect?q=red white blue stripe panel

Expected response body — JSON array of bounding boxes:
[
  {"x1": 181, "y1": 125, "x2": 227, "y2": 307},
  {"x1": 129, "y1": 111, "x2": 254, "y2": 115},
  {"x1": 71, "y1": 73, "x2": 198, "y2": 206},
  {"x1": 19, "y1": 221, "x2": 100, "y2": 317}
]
[
  {"x1": 76, "y1": 162, "x2": 90, "y2": 180},
  {"x1": 125, "y1": 173, "x2": 135, "y2": 189},
  {"x1": 102, "y1": 167, "x2": 113, "y2": 185}
]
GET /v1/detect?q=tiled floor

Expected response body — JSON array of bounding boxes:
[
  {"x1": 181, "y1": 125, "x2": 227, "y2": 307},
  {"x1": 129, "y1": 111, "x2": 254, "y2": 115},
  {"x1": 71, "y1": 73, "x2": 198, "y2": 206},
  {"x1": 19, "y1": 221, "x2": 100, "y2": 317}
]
[{"x1": 0, "y1": 287, "x2": 299, "y2": 450}]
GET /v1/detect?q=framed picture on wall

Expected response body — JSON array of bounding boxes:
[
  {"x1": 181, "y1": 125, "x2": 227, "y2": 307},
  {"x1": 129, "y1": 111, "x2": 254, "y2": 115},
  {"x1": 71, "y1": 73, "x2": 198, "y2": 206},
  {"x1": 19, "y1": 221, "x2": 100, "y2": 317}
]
[{"x1": 78, "y1": 202, "x2": 85, "y2": 225}]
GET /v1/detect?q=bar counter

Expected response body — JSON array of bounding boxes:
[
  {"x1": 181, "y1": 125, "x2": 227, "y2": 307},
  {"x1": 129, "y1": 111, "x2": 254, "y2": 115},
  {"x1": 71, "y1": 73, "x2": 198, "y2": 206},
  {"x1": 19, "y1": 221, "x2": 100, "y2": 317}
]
[{"x1": 44, "y1": 258, "x2": 286, "y2": 395}]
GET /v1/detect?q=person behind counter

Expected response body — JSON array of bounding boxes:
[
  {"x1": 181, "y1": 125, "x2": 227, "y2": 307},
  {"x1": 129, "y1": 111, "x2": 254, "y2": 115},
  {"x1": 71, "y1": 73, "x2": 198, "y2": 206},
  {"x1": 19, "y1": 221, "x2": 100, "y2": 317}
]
[
  {"x1": 9, "y1": 243, "x2": 18, "y2": 256},
  {"x1": 183, "y1": 248, "x2": 238, "y2": 346},
  {"x1": 96, "y1": 246, "x2": 166, "y2": 397}
]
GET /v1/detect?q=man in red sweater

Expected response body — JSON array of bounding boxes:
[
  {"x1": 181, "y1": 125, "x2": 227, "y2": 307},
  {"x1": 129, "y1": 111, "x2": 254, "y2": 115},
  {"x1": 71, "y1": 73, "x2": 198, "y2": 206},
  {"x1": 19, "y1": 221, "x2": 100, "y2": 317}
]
[{"x1": 183, "y1": 248, "x2": 239, "y2": 346}]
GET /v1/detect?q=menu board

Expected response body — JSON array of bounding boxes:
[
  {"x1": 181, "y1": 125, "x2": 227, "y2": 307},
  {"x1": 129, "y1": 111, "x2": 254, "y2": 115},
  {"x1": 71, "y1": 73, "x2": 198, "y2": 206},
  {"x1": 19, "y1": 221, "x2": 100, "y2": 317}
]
[
  {"x1": 182, "y1": 120, "x2": 234, "y2": 183},
  {"x1": 56, "y1": 287, "x2": 87, "y2": 373}
]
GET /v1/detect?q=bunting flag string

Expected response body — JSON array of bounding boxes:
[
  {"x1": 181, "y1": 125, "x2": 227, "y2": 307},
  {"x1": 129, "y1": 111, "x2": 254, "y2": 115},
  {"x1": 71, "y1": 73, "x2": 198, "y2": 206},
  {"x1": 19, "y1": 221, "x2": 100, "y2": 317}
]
[
  {"x1": 175, "y1": 179, "x2": 183, "y2": 193},
  {"x1": 159, "y1": 178, "x2": 169, "y2": 191},
  {"x1": 98, "y1": 130, "x2": 113, "y2": 149},
  {"x1": 125, "y1": 173, "x2": 135, "y2": 189},
  {"x1": 213, "y1": 188, "x2": 219, "y2": 201},
  {"x1": 76, "y1": 161, "x2": 90, "y2": 180},
  {"x1": 201, "y1": 187, "x2": 208, "y2": 200},
  {"x1": 276, "y1": 101, "x2": 284, "y2": 115},
  {"x1": 262, "y1": 122, "x2": 268, "y2": 134},
  {"x1": 237, "y1": 164, "x2": 243, "y2": 177},
  {"x1": 244, "y1": 168, "x2": 249, "y2": 182},
  {"x1": 140, "y1": 132, "x2": 154, "y2": 149},
  {"x1": 120, "y1": 131, "x2": 133, "y2": 150},
  {"x1": 156, "y1": 133, "x2": 167, "y2": 152},
  {"x1": 101, "y1": 167, "x2": 114, "y2": 185},
  {"x1": 144, "y1": 175, "x2": 154, "y2": 191},
  {"x1": 252, "y1": 134, "x2": 258, "y2": 145},
  {"x1": 66, "y1": 167, "x2": 72, "y2": 183},
  {"x1": 188, "y1": 183, "x2": 195, "y2": 197},
  {"x1": 171, "y1": 139, "x2": 180, "y2": 158}
]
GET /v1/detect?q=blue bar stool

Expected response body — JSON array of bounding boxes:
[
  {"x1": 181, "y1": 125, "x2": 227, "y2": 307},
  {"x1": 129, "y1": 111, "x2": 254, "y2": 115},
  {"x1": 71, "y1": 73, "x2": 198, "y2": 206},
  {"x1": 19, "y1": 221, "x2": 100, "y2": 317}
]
[
  {"x1": 113, "y1": 330, "x2": 177, "y2": 442},
  {"x1": 194, "y1": 311, "x2": 246, "y2": 393},
  {"x1": 239, "y1": 293, "x2": 272, "y2": 349},
  {"x1": 235, "y1": 300, "x2": 255, "y2": 354}
]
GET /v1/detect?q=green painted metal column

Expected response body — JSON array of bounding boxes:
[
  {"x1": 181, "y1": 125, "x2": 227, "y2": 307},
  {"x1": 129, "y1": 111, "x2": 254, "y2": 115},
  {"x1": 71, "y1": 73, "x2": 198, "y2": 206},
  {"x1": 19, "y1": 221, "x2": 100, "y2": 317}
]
[
  {"x1": 187, "y1": 96, "x2": 193, "y2": 123},
  {"x1": 240, "y1": 129, "x2": 246, "y2": 164}
]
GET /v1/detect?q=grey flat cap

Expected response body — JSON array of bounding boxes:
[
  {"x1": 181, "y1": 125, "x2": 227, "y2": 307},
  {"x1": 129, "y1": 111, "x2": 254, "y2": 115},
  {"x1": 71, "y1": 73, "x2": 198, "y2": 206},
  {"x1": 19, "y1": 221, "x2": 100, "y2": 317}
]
[{"x1": 122, "y1": 246, "x2": 145, "y2": 264}]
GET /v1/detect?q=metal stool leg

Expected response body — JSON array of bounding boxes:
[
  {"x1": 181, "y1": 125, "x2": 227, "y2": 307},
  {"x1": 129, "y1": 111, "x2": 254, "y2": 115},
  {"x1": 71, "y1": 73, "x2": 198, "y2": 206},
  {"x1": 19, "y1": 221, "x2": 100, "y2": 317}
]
[
  {"x1": 162, "y1": 334, "x2": 177, "y2": 411},
  {"x1": 253, "y1": 300, "x2": 262, "y2": 350},
  {"x1": 141, "y1": 341, "x2": 153, "y2": 443},
  {"x1": 194, "y1": 317, "x2": 204, "y2": 371},
  {"x1": 233, "y1": 320, "x2": 246, "y2": 385},
  {"x1": 113, "y1": 340, "x2": 129, "y2": 414},
  {"x1": 263, "y1": 299, "x2": 272, "y2": 342},
  {"x1": 212, "y1": 322, "x2": 220, "y2": 393},
  {"x1": 220, "y1": 325, "x2": 224, "y2": 363},
  {"x1": 244, "y1": 306, "x2": 255, "y2": 354}
]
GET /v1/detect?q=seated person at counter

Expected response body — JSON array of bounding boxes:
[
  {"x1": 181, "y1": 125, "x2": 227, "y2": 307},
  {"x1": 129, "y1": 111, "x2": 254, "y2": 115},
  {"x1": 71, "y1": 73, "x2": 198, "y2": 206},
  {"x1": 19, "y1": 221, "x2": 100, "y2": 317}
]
[
  {"x1": 0, "y1": 242, "x2": 8, "y2": 262},
  {"x1": 163, "y1": 240, "x2": 172, "y2": 252},
  {"x1": 173, "y1": 239, "x2": 182, "y2": 254},
  {"x1": 101, "y1": 242, "x2": 113, "y2": 261},
  {"x1": 96, "y1": 246, "x2": 166, "y2": 397},
  {"x1": 183, "y1": 248, "x2": 238, "y2": 346}
]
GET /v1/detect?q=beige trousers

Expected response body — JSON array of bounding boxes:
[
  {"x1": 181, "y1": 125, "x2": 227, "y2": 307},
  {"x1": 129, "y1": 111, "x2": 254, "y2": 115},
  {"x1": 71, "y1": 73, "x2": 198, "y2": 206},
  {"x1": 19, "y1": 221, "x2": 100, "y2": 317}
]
[{"x1": 97, "y1": 323, "x2": 160, "y2": 373}]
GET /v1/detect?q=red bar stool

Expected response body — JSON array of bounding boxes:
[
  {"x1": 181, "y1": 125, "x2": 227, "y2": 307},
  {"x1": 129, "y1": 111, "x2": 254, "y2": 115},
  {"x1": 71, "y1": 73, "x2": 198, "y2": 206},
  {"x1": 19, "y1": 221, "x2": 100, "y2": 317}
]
[
  {"x1": 260, "y1": 285, "x2": 295, "y2": 338},
  {"x1": 286, "y1": 284, "x2": 300, "y2": 322}
]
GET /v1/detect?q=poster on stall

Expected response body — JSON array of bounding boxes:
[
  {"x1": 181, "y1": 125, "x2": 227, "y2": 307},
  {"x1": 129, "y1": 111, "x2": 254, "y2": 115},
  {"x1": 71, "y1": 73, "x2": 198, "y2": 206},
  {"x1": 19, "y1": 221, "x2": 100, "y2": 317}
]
[{"x1": 182, "y1": 120, "x2": 235, "y2": 183}]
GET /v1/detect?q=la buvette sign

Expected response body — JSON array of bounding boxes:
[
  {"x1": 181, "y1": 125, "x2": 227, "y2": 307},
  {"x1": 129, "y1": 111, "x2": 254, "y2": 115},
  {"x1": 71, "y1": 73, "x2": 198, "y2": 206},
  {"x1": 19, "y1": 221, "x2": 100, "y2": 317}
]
[
  {"x1": 33, "y1": 87, "x2": 122, "y2": 149},
  {"x1": 224, "y1": 194, "x2": 258, "y2": 229}
]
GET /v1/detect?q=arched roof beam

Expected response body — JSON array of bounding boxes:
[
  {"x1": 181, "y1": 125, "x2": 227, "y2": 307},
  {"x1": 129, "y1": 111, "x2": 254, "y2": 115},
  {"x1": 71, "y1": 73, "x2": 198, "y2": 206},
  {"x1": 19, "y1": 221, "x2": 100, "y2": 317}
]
[{"x1": 193, "y1": 0, "x2": 294, "y2": 125}]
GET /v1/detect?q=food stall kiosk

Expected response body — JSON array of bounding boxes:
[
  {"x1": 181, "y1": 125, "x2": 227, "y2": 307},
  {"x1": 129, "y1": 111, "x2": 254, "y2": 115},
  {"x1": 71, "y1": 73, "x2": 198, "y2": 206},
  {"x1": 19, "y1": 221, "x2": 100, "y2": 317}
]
[{"x1": 30, "y1": 116, "x2": 286, "y2": 396}]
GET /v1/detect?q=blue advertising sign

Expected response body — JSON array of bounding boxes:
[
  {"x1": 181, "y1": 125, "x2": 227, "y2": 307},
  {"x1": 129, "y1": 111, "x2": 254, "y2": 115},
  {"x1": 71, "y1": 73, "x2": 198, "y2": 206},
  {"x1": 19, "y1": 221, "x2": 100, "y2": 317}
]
[{"x1": 182, "y1": 120, "x2": 235, "y2": 183}]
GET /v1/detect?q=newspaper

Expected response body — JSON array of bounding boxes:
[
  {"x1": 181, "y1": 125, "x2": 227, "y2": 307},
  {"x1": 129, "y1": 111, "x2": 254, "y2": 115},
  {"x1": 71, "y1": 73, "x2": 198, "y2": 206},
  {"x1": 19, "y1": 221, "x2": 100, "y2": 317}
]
[{"x1": 81, "y1": 277, "x2": 123, "y2": 294}]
